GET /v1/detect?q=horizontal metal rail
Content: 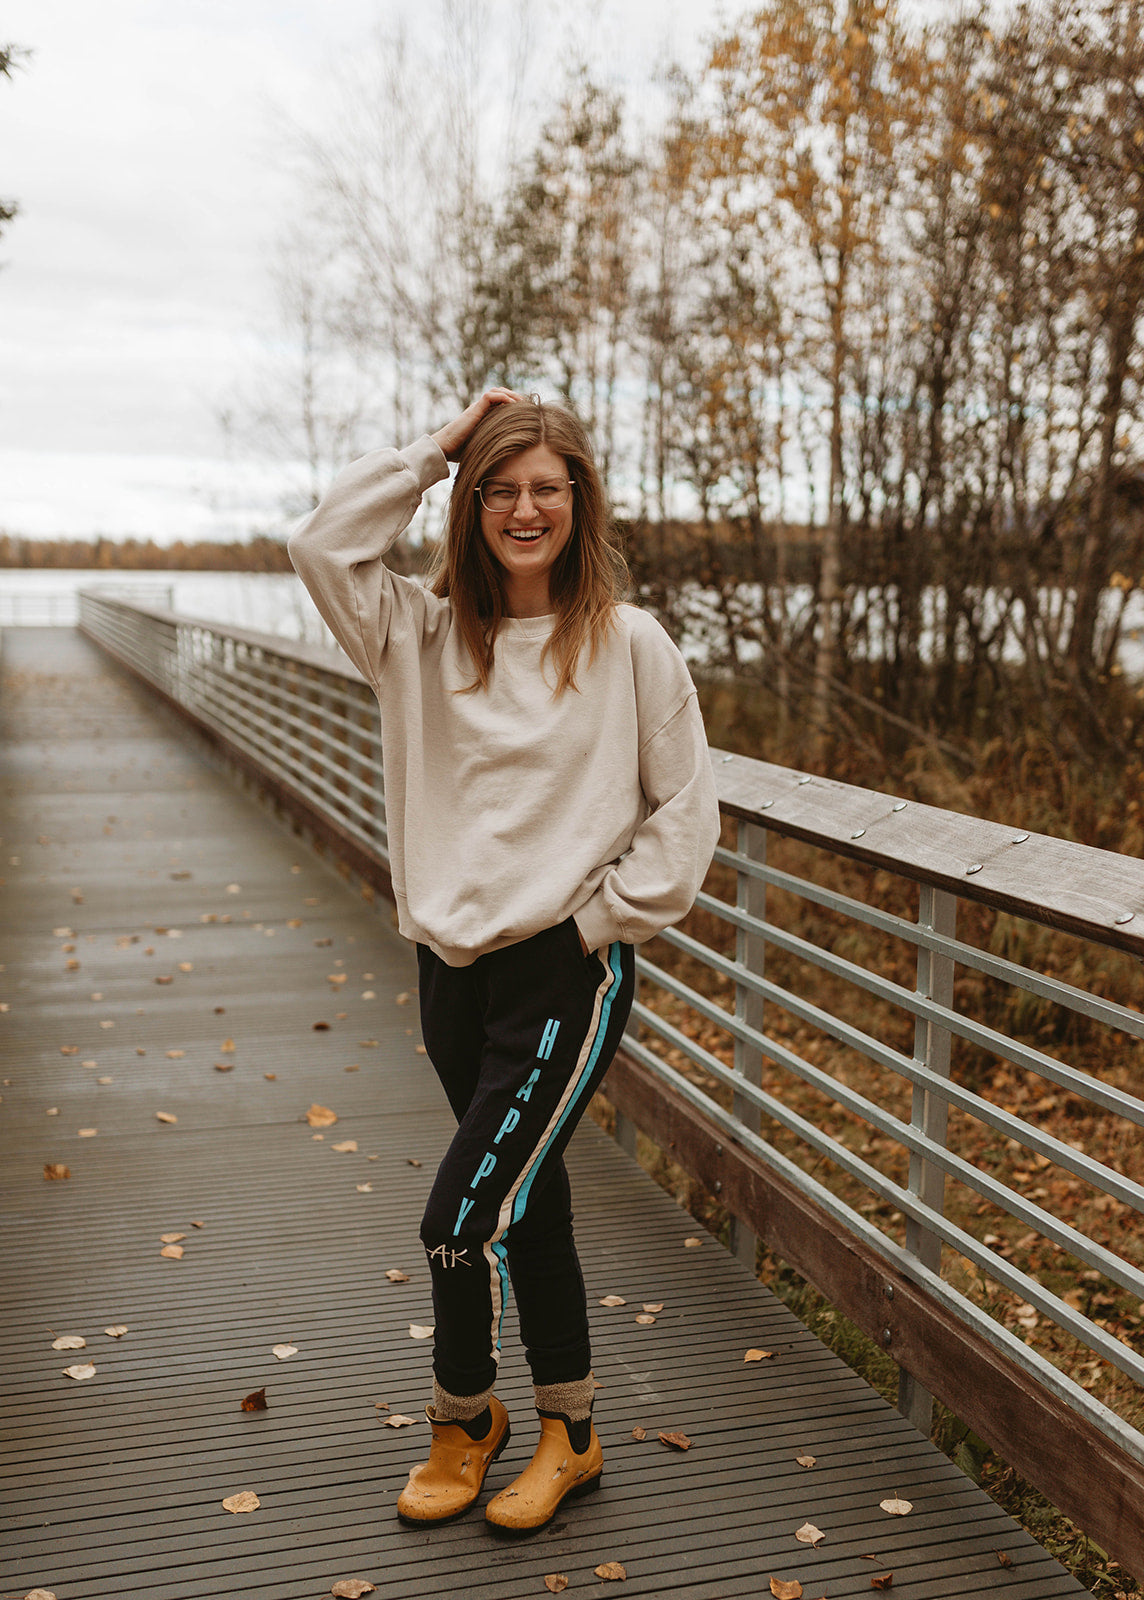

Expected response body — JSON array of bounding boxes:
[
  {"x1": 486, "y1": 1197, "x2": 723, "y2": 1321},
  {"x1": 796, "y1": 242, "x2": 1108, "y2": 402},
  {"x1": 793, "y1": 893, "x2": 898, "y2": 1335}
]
[{"x1": 76, "y1": 590, "x2": 1144, "y2": 1574}]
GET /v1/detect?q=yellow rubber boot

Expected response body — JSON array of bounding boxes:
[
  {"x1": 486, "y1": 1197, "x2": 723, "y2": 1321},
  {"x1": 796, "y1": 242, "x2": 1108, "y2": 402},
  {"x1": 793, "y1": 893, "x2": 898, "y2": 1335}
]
[
  {"x1": 396, "y1": 1396, "x2": 511, "y2": 1525},
  {"x1": 484, "y1": 1412, "x2": 603, "y2": 1535}
]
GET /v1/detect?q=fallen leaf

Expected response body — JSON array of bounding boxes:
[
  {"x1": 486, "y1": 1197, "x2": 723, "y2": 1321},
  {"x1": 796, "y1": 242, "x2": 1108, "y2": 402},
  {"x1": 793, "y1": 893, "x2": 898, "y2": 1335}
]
[
  {"x1": 272, "y1": 1344, "x2": 298, "y2": 1360},
  {"x1": 599, "y1": 1295, "x2": 626, "y2": 1307},
  {"x1": 159, "y1": 1232, "x2": 186, "y2": 1244},
  {"x1": 683, "y1": 1236, "x2": 702, "y2": 1248},
  {"x1": 796, "y1": 1454, "x2": 817, "y2": 1469},
  {"x1": 331, "y1": 1140, "x2": 358, "y2": 1153},
  {"x1": 214, "y1": 1062, "x2": 233, "y2": 1072},
  {"x1": 745, "y1": 1349, "x2": 775, "y2": 1362},
  {"x1": 356, "y1": 1183, "x2": 374, "y2": 1193},
  {"x1": 407, "y1": 1157, "x2": 423, "y2": 1167},
  {"x1": 795, "y1": 1522, "x2": 825, "y2": 1547},
  {"x1": 62, "y1": 1363, "x2": 96, "y2": 1380},
  {"x1": 225, "y1": 883, "x2": 242, "y2": 894},
  {"x1": 871, "y1": 1576, "x2": 894, "y2": 1590},
  {"x1": 362, "y1": 990, "x2": 376, "y2": 1000},
  {"x1": 24, "y1": 1589, "x2": 59, "y2": 1599},
  {"x1": 374, "y1": 1399, "x2": 390, "y2": 1410},
  {"x1": 631, "y1": 1426, "x2": 647, "y2": 1441},
  {"x1": 220, "y1": 1037, "x2": 236, "y2": 1052},
  {"x1": 658, "y1": 1430, "x2": 691, "y2": 1451},
  {"x1": 96, "y1": 1077, "x2": 113, "y2": 1085},
  {"x1": 45, "y1": 1107, "x2": 59, "y2": 1116},
  {"x1": 264, "y1": 1072, "x2": 277, "y2": 1080},
  {"x1": 155, "y1": 975, "x2": 174, "y2": 986},
  {"x1": 43, "y1": 1163, "x2": 71, "y2": 1180},
  {"x1": 52, "y1": 1336, "x2": 86, "y2": 1351},
  {"x1": 191, "y1": 1220, "x2": 205, "y2": 1228},
  {"x1": 104, "y1": 1325, "x2": 129, "y2": 1337},
  {"x1": 385, "y1": 1269, "x2": 411, "y2": 1283},
  {"x1": 221, "y1": 1490, "x2": 260, "y2": 1513},
  {"x1": 286, "y1": 918, "x2": 303, "y2": 928},
  {"x1": 635, "y1": 1313, "x2": 656, "y2": 1326},
  {"x1": 879, "y1": 1497, "x2": 912, "y2": 1516},
  {"x1": 240, "y1": 1388, "x2": 268, "y2": 1412},
  {"x1": 395, "y1": 991, "x2": 411, "y2": 1005},
  {"x1": 544, "y1": 1577, "x2": 569, "y2": 1594},
  {"x1": 78, "y1": 1128, "x2": 97, "y2": 1138},
  {"x1": 642, "y1": 1302, "x2": 664, "y2": 1313},
  {"x1": 331, "y1": 1583, "x2": 377, "y2": 1599},
  {"x1": 382, "y1": 1413, "x2": 418, "y2": 1428},
  {"x1": 82, "y1": 1059, "x2": 97, "y2": 1068},
  {"x1": 313, "y1": 1021, "x2": 331, "y2": 1031},
  {"x1": 996, "y1": 1552, "x2": 1013, "y2": 1568},
  {"x1": 160, "y1": 1244, "x2": 184, "y2": 1259},
  {"x1": 306, "y1": 1103, "x2": 337, "y2": 1127},
  {"x1": 409, "y1": 1324, "x2": 434, "y2": 1340},
  {"x1": 166, "y1": 1049, "x2": 185, "y2": 1059},
  {"x1": 769, "y1": 1581, "x2": 803, "y2": 1600},
  {"x1": 178, "y1": 962, "x2": 193, "y2": 972},
  {"x1": 327, "y1": 973, "x2": 348, "y2": 985},
  {"x1": 595, "y1": 1564, "x2": 627, "y2": 1581},
  {"x1": 155, "y1": 1112, "x2": 177, "y2": 1124},
  {"x1": 344, "y1": 1064, "x2": 360, "y2": 1072}
]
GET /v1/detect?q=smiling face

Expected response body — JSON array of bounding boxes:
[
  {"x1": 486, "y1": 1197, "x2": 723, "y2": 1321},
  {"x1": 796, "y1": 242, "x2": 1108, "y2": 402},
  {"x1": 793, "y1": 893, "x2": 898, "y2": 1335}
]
[{"x1": 478, "y1": 443, "x2": 575, "y2": 617}]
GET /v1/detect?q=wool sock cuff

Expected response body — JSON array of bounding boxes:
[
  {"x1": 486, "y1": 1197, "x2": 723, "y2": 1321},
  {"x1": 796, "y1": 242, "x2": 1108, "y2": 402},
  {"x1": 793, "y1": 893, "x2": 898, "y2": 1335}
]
[
  {"x1": 431, "y1": 1380, "x2": 495, "y2": 1424},
  {"x1": 533, "y1": 1374, "x2": 595, "y2": 1423}
]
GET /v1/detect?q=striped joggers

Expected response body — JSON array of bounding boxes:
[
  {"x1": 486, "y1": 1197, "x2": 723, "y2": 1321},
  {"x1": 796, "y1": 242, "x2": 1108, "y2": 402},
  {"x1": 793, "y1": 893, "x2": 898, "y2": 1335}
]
[{"x1": 416, "y1": 918, "x2": 635, "y2": 1398}]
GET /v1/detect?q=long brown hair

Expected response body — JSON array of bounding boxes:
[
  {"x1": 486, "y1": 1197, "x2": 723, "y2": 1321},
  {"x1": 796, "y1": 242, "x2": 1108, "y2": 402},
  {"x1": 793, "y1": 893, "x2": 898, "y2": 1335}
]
[{"x1": 428, "y1": 399, "x2": 628, "y2": 694}]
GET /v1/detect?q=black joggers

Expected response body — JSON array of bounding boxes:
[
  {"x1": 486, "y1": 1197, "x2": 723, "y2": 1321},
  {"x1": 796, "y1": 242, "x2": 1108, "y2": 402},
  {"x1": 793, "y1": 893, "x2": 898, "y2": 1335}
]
[{"x1": 416, "y1": 917, "x2": 635, "y2": 1398}]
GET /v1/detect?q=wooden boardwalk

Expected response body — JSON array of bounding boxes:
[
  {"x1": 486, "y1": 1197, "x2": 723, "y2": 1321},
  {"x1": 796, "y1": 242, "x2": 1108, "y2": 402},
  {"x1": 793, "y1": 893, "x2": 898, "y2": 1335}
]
[{"x1": 0, "y1": 627, "x2": 1088, "y2": 1600}]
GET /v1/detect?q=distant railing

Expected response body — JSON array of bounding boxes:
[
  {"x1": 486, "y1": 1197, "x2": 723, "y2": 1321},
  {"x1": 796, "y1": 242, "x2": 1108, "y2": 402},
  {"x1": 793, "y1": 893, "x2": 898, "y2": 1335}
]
[
  {"x1": 0, "y1": 584, "x2": 173, "y2": 628},
  {"x1": 77, "y1": 590, "x2": 1144, "y2": 1577}
]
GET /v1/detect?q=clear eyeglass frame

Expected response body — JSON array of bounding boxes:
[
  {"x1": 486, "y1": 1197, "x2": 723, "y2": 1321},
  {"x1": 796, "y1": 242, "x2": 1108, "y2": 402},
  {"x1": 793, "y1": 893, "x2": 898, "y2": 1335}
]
[{"x1": 476, "y1": 477, "x2": 575, "y2": 513}]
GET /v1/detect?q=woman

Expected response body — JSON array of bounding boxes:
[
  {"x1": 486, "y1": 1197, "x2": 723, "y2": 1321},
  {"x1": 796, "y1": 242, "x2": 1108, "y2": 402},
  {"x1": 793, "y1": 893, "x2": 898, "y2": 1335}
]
[{"x1": 289, "y1": 389, "x2": 719, "y2": 1534}]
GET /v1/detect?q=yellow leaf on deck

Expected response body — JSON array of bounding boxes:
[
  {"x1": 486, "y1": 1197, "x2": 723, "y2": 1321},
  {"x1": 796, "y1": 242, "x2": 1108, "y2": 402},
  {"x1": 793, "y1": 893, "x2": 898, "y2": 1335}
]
[
  {"x1": 879, "y1": 1497, "x2": 912, "y2": 1516},
  {"x1": 769, "y1": 1580, "x2": 803, "y2": 1599},
  {"x1": 599, "y1": 1295, "x2": 626, "y2": 1307},
  {"x1": 160, "y1": 1244, "x2": 184, "y2": 1259},
  {"x1": 795, "y1": 1522, "x2": 825, "y2": 1546},
  {"x1": 155, "y1": 1112, "x2": 177, "y2": 1124},
  {"x1": 745, "y1": 1349, "x2": 775, "y2": 1362},
  {"x1": 306, "y1": 1104, "x2": 337, "y2": 1127},
  {"x1": 331, "y1": 1583, "x2": 377, "y2": 1599},
  {"x1": 544, "y1": 1577, "x2": 570, "y2": 1594},
  {"x1": 408, "y1": 1324, "x2": 434, "y2": 1340},
  {"x1": 43, "y1": 1164, "x2": 71, "y2": 1180},
  {"x1": 62, "y1": 1363, "x2": 96, "y2": 1381},
  {"x1": 52, "y1": 1336, "x2": 86, "y2": 1351},
  {"x1": 272, "y1": 1344, "x2": 298, "y2": 1360},
  {"x1": 221, "y1": 1490, "x2": 260, "y2": 1513},
  {"x1": 594, "y1": 1563, "x2": 627, "y2": 1581},
  {"x1": 104, "y1": 1325, "x2": 129, "y2": 1337}
]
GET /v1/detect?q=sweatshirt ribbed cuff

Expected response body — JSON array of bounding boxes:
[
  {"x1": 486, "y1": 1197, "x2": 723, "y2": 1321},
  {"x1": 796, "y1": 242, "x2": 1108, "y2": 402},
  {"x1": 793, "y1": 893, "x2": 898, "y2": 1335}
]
[
  {"x1": 573, "y1": 896, "x2": 625, "y2": 955},
  {"x1": 401, "y1": 433, "x2": 451, "y2": 494}
]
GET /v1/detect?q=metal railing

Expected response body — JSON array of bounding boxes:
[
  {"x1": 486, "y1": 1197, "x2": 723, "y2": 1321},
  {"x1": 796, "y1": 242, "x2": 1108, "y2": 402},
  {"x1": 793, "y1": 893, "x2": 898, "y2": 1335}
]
[
  {"x1": 77, "y1": 590, "x2": 1144, "y2": 1574},
  {"x1": 0, "y1": 584, "x2": 173, "y2": 628}
]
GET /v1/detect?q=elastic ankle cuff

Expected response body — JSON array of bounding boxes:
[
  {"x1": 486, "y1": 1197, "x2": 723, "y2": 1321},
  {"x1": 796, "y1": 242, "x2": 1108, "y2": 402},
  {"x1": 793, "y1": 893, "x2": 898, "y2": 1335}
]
[
  {"x1": 431, "y1": 1380, "x2": 495, "y2": 1424},
  {"x1": 533, "y1": 1374, "x2": 595, "y2": 1423}
]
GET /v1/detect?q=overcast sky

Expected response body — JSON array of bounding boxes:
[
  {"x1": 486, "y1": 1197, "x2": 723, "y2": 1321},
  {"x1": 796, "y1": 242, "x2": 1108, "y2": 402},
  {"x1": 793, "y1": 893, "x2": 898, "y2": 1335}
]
[{"x1": 0, "y1": 0, "x2": 732, "y2": 539}]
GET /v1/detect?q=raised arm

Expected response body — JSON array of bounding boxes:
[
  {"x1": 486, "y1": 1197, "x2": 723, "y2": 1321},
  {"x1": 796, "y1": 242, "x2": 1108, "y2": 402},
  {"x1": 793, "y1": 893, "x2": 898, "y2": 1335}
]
[{"x1": 288, "y1": 389, "x2": 522, "y2": 687}]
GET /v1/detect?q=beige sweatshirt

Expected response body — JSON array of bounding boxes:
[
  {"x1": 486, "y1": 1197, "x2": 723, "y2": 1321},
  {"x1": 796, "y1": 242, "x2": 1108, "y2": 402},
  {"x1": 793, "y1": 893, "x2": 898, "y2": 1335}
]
[{"x1": 288, "y1": 434, "x2": 720, "y2": 966}]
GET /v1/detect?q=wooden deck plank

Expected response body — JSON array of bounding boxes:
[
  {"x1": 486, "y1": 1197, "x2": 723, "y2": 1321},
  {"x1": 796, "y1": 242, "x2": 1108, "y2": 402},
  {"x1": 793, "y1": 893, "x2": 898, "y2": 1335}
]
[{"x1": 0, "y1": 628, "x2": 1089, "y2": 1600}]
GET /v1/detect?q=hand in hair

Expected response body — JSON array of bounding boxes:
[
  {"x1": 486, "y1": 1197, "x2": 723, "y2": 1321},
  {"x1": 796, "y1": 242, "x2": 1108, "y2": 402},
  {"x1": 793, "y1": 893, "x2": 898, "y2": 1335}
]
[{"x1": 431, "y1": 389, "x2": 524, "y2": 462}]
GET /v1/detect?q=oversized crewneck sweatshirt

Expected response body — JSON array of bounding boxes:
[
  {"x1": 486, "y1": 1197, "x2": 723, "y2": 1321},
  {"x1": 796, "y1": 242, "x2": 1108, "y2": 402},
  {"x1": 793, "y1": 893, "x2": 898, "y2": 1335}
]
[{"x1": 288, "y1": 434, "x2": 720, "y2": 966}]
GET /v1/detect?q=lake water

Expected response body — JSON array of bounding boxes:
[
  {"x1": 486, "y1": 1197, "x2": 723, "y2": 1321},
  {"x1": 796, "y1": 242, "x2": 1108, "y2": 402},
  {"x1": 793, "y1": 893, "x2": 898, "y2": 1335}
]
[{"x1": 1, "y1": 568, "x2": 1142, "y2": 681}]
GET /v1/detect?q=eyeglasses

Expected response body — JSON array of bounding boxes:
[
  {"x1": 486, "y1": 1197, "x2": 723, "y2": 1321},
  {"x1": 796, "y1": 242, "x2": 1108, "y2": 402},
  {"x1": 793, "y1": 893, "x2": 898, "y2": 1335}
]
[{"x1": 476, "y1": 477, "x2": 575, "y2": 513}]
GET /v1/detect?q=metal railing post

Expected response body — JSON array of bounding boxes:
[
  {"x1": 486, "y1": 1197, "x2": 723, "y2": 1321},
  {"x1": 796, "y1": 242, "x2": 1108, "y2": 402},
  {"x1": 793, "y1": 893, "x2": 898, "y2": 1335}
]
[
  {"x1": 898, "y1": 883, "x2": 957, "y2": 1434},
  {"x1": 729, "y1": 819, "x2": 767, "y2": 1273}
]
